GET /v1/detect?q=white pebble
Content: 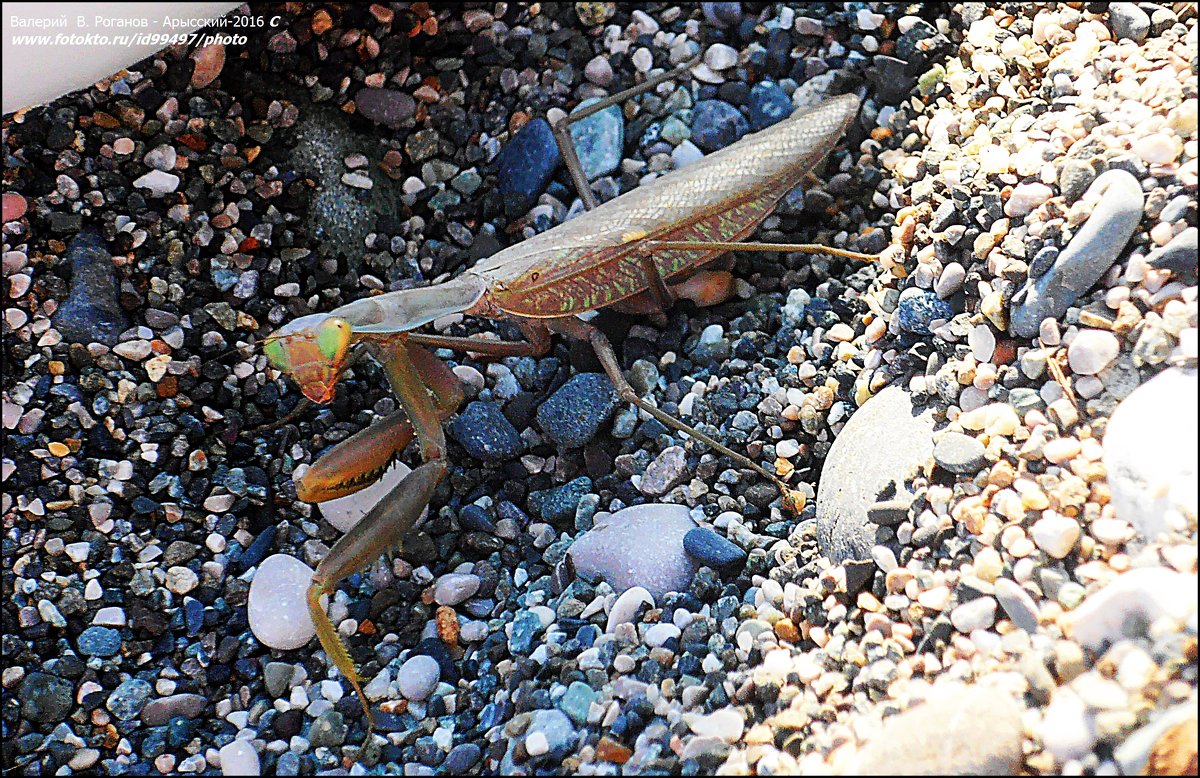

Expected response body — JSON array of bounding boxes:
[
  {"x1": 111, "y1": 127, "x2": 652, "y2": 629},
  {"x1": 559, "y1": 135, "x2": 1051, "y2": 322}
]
[
  {"x1": 704, "y1": 43, "x2": 738, "y2": 70},
  {"x1": 968, "y1": 324, "x2": 997, "y2": 363},
  {"x1": 219, "y1": 740, "x2": 260, "y2": 776},
  {"x1": 607, "y1": 586, "x2": 655, "y2": 633},
  {"x1": 248, "y1": 554, "x2": 318, "y2": 651},
  {"x1": 1067, "y1": 330, "x2": 1119, "y2": 375},
  {"x1": 1004, "y1": 182, "x2": 1053, "y2": 217},
  {"x1": 397, "y1": 654, "x2": 440, "y2": 701},
  {"x1": 1030, "y1": 513, "x2": 1080, "y2": 559}
]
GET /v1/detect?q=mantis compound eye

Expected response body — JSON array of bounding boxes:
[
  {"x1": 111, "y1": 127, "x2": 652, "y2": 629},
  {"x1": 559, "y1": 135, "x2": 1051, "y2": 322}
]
[{"x1": 264, "y1": 314, "x2": 353, "y2": 404}]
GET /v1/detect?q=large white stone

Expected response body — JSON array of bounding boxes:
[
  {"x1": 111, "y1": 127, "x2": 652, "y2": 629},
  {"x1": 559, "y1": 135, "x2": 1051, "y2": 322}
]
[
  {"x1": 247, "y1": 554, "x2": 320, "y2": 650},
  {"x1": 317, "y1": 461, "x2": 426, "y2": 533},
  {"x1": 219, "y1": 739, "x2": 260, "y2": 776},
  {"x1": 569, "y1": 503, "x2": 697, "y2": 598},
  {"x1": 1066, "y1": 568, "x2": 1198, "y2": 651},
  {"x1": 1103, "y1": 367, "x2": 1197, "y2": 540}
]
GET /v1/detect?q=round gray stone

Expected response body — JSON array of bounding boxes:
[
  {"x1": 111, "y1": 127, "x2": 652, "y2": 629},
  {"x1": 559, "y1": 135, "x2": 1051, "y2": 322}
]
[{"x1": 817, "y1": 386, "x2": 936, "y2": 564}]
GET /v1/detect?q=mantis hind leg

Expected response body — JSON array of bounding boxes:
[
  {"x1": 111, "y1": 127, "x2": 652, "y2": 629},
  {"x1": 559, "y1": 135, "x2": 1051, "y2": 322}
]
[
  {"x1": 551, "y1": 57, "x2": 699, "y2": 210},
  {"x1": 546, "y1": 317, "x2": 807, "y2": 514}
]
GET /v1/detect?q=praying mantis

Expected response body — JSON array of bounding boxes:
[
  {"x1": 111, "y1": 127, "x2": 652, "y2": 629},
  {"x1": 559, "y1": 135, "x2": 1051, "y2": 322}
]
[{"x1": 261, "y1": 59, "x2": 895, "y2": 736}]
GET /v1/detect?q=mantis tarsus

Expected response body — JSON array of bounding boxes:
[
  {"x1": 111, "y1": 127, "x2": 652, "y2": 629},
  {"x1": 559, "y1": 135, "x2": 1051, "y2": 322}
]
[{"x1": 262, "y1": 59, "x2": 895, "y2": 737}]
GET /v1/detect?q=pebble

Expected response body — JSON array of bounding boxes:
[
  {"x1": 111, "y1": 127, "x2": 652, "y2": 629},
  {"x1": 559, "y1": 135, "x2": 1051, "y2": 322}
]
[
  {"x1": 247, "y1": 554, "x2": 317, "y2": 651},
  {"x1": 354, "y1": 88, "x2": 416, "y2": 128},
  {"x1": 1004, "y1": 182, "x2": 1054, "y2": 217},
  {"x1": 448, "y1": 401, "x2": 523, "y2": 463},
  {"x1": 691, "y1": 100, "x2": 749, "y2": 152},
  {"x1": 683, "y1": 526, "x2": 747, "y2": 573},
  {"x1": 568, "y1": 98, "x2": 624, "y2": 180},
  {"x1": 2, "y1": 192, "x2": 27, "y2": 222},
  {"x1": 220, "y1": 740, "x2": 260, "y2": 776},
  {"x1": 571, "y1": 504, "x2": 698, "y2": 598},
  {"x1": 1029, "y1": 513, "x2": 1080, "y2": 559},
  {"x1": 536, "y1": 373, "x2": 618, "y2": 448},
  {"x1": 688, "y1": 708, "x2": 745, "y2": 743},
  {"x1": 817, "y1": 386, "x2": 936, "y2": 563},
  {"x1": 132, "y1": 170, "x2": 181, "y2": 196},
  {"x1": 748, "y1": 81, "x2": 794, "y2": 131},
  {"x1": 78, "y1": 626, "x2": 122, "y2": 657},
  {"x1": 52, "y1": 227, "x2": 128, "y2": 345},
  {"x1": 1010, "y1": 170, "x2": 1145, "y2": 338},
  {"x1": 433, "y1": 573, "x2": 481, "y2": 606},
  {"x1": 639, "y1": 446, "x2": 689, "y2": 496},
  {"x1": 20, "y1": 673, "x2": 73, "y2": 723},
  {"x1": 934, "y1": 432, "x2": 987, "y2": 474},
  {"x1": 849, "y1": 685, "x2": 1024, "y2": 773},
  {"x1": 1067, "y1": 330, "x2": 1119, "y2": 375},
  {"x1": 1108, "y1": 3, "x2": 1150, "y2": 42},
  {"x1": 1040, "y1": 690, "x2": 1096, "y2": 761},
  {"x1": 1146, "y1": 227, "x2": 1198, "y2": 274},
  {"x1": 497, "y1": 117, "x2": 560, "y2": 202},
  {"x1": 993, "y1": 578, "x2": 1041, "y2": 633},
  {"x1": 897, "y1": 290, "x2": 955, "y2": 334},
  {"x1": 1103, "y1": 367, "x2": 1197, "y2": 540},
  {"x1": 950, "y1": 596, "x2": 997, "y2": 633},
  {"x1": 397, "y1": 655, "x2": 440, "y2": 701},
  {"x1": 1067, "y1": 568, "x2": 1198, "y2": 650},
  {"x1": 190, "y1": 43, "x2": 225, "y2": 88}
]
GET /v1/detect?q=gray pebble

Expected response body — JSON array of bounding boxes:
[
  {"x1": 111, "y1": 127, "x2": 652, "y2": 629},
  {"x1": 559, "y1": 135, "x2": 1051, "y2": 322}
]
[{"x1": 934, "y1": 432, "x2": 987, "y2": 474}]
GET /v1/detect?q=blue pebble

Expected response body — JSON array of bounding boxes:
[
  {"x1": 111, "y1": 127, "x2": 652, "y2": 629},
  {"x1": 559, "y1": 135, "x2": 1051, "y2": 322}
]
[
  {"x1": 748, "y1": 81, "x2": 794, "y2": 131},
  {"x1": 691, "y1": 100, "x2": 749, "y2": 152},
  {"x1": 1010, "y1": 169, "x2": 1144, "y2": 338},
  {"x1": 1028, "y1": 245, "x2": 1059, "y2": 279},
  {"x1": 577, "y1": 624, "x2": 599, "y2": 647},
  {"x1": 536, "y1": 373, "x2": 619, "y2": 449},
  {"x1": 683, "y1": 527, "x2": 747, "y2": 572},
  {"x1": 496, "y1": 117, "x2": 561, "y2": 203},
  {"x1": 445, "y1": 743, "x2": 482, "y2": 773},
  {"x1": 558, "y1": 681, "x2": 597, "y2": 726},
  {"x1": 51, "y1": 228, "x2": 128, "y2": 346},
  {"x1": 183, "y1": 596, "x2": 204, "y2": 636},
  {"x1": 233, "y1": 525, "x2": 277, "y2": 574},
  {"x1": 78, "y1": 626, "x2": 122, "y2": 657},
  {"x1": 568, "y1": 98, "x2": 624, "y2": 181},
  {"x1": 458, "y1": 504, "x2": 496, "y2": 533},
  {"x1": 509, "y1": 609, "x2": 544, "y2": 654},
  {"x1": 107, "y1": 678, "x2": 152, "y2": 720},
  {"x1": 896, "y1": 291, "x2": 955, "y2": 334},
  {"x1": 528, "y1": 476, "x2": 593, "y2": 522},
  {"x1": 449, "y1": 401, "x2": 523, "y2": 463}
]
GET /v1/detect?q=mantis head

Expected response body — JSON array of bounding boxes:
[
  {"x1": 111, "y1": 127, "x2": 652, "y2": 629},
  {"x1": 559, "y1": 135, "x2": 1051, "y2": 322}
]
[{"x1": 263, "y1": 314, "x2": 353, "y2": 404}]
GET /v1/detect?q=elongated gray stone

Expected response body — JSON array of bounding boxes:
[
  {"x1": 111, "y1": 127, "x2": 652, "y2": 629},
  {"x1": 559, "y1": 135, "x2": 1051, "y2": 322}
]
[{"x1": 1009, "y1": 170, "x2": 1144, "y2": 338}]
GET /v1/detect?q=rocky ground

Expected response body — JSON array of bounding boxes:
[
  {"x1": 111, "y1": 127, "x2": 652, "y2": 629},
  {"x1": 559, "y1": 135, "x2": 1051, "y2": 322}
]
[{"x1": 2, "y1": 2, "x2": 1197, "y2": 775}]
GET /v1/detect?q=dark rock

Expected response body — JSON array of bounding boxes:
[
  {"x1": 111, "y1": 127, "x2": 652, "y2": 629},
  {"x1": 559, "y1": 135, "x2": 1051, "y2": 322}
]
[
  {"x1": 354, "y1": 88, "x2": 417, "y2": 129},
  {"x1": 691, "y1": 100, "x2": 749, "y2": 152},
  {"x1": 20, "y1": 673, "x2": 73, "y2": 723},
  {"x1": 748, "y1": 81, "x2": 793, "y2": 131},
  {"x1": 683, "y1": 527, "x2": 746, "y2": 574},
  {"x1": 449, "y1": 401, "x2": 523, "y2": 463},
  {"x1": 536, "y1": 373, "x2": 619, "y2": 449},
  {"x1": 1010, "y1": 170, "x2": 1144, "y2": 338},
  {"x1": 897, "y1": 290, "x2": 954, "y2": 334},
  {"x1": 1108, "y1": 3, "x2": 1150, "y2": 42},
  {"x1": 497, "y1": 118, "x2": 561, "y2": 203},
  {"x1": 52, "y1": 228, "x2": 128, "y2": 346},
  {"x1": 1146, "y1": 227, "x2": 1196, "y2": 274},
  {"x1": 529, "y1": 476, "x2": 593, "y2": 523}
]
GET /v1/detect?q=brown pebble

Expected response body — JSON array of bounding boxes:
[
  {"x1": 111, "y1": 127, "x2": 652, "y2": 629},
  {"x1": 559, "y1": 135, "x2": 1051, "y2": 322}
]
[
  {"x1": 595, "y1": 737, "x2": 632, "y2": 764},
  {"x1": 311, "y1": 9, "x2": 333, "y2": 34},
  {"x1": 190, "y1": 43, "x2": 225, "y2": 88},
  {"x1": 436, "y1": 605, "x2": 460, "y2": 647},
  {"x1": 774, "y1": 618, "x2": 800, "y2": 643},
  {"x1": 1144, "y1": 717, "x2": 1198, "y2": 775},
  {"x1": 3, "y1": 193, "x2": 27, "y2": 222}
]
